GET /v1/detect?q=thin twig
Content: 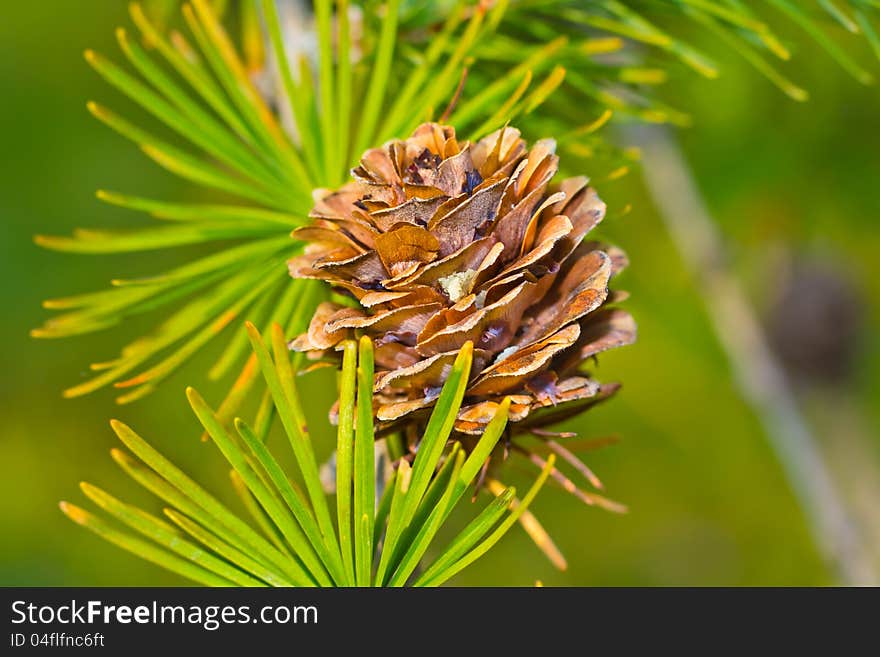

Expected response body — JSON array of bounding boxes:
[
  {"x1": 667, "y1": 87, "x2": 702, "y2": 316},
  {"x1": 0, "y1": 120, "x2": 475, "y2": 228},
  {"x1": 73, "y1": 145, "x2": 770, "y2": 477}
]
[{"x1": 629, "y1": 123, "x2": 876, "y2": 585}]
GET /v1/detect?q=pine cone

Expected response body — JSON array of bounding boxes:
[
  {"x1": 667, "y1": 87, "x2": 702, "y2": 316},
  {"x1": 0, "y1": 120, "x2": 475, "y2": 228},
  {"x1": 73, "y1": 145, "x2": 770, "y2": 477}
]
[{"x1": 289, "y1": 123, "x2": 635, "y2": 437}]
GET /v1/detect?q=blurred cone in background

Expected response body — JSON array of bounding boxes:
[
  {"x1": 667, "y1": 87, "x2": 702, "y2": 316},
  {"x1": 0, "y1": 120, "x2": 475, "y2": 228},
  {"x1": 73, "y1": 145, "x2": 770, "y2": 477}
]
[{"x1": 766, "y1": 257, "x2": 864, "y2": 387}]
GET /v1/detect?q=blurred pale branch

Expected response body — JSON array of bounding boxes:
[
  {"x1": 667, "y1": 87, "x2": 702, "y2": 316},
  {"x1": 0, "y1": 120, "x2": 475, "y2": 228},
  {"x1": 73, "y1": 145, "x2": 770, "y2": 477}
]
[{"x1": 632, "y1": 123, "x2": 877, "y2": 585}]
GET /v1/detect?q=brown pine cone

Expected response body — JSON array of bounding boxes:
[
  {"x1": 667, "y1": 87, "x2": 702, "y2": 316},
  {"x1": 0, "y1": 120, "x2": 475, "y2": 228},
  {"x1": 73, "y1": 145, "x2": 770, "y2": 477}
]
[{"x1": 289, "y1": 123, "x2": 635, "y2": 437}]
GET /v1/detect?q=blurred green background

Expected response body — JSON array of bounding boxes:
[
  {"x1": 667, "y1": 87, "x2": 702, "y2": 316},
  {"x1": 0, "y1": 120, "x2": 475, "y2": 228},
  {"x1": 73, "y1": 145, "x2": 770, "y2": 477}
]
[{"x1": 1, "y1": 3, "x2": 878, "y2": 586}]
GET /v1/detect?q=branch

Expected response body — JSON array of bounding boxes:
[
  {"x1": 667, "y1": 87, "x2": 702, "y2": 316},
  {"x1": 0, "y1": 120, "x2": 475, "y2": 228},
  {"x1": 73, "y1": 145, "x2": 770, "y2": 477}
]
[{"x1": 630, "y1": 123, "x2": 876, "y2": 585}]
